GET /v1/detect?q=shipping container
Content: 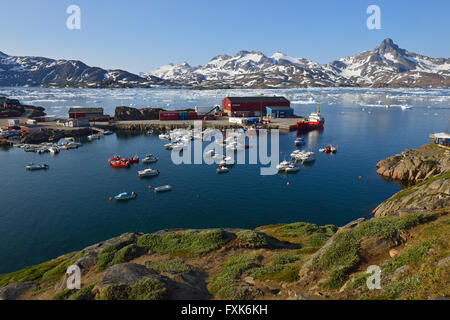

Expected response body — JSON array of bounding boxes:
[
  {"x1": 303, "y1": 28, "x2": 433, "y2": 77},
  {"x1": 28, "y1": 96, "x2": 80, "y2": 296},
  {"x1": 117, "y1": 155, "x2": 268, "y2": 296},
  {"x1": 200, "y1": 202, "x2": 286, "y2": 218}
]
[
  {"x1": 178, "y1": 111, "x2": 188, "y2": 120},
  {"x1": 159, "y1": 111, "x2": 179, "y2": 121},
  {"x1": 188, "y1": 111, "x2": 197, "y2": 120}
]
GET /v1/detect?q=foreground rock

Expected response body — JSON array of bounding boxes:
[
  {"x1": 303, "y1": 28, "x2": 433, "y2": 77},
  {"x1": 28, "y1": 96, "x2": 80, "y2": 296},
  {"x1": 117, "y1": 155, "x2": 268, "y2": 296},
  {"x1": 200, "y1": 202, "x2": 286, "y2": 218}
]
[
  {"x1": 372, "y1": 173, "x2": 449, "y2": 217},
  {"x1": 0, "y1": 282, "x2": 37, "y2": 300},
  {"x1": 376, "y1": 144, "x2": 449, "y2": 183},
  {"x1": 114, "y1": 106, "x2": 164, "y2": 121},
  {"x1": 20, "y1": 127, "x2": 97, "y2": 144}
]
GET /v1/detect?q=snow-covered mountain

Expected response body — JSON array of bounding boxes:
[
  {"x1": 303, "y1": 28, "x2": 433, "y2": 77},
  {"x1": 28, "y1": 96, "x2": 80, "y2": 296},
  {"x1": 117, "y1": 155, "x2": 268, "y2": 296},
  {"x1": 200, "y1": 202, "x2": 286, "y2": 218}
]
[
  {"x1": 0, "y1": 53, "x2": 166, "y2": 88},
  {"x1": 146, "y1": 39, "x2": 450, "y2": 88},
  {"x1": 1, "y1": 39, "x2": 448, "y2": 88}
]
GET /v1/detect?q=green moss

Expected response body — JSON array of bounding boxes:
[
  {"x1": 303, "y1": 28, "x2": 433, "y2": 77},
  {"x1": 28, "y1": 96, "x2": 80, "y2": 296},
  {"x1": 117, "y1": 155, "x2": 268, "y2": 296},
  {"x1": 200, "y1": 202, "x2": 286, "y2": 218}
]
[
  {"x1": 68, "y1": 284, "x2": 96, "y2": 300},
  {"x1": 257, "y1": 222, "x2": 336, "y2": 248},
  {"x1": 145, "y1": 258, "x2": 194, "y2": 274},
  {"x1": 42, "y1": 252, "x2": 82, "y2": 281},
  {"x1": 235, "y1": 230, "x2": 270, "y2": 248},
  {"x1": 0, "y1": 251, "x2": 80, "y2": 287},
  {"x1": 392, "y1": 171, "x2": 450, "y2": 201},
  {"x1": 137, "y1": 229, "x2": 233, "y2": 257},
  {"x1": 100, "y1": 284, "x2": 131, "y2": 300},
  {"x1": 52, "y1": 288, "x2": 76, "y2": 300},
  {"x1": 99, "y1": 279, "x2": 167, "y2": 300},
  {"x1": 315, "y1": 213, "x2": 435, "y2": 289},
  {"x1": 384, "y1": 239, "x2": 437, "y2": 273},
  {"x1": 96, "y1": 236, "x2": 139, "y2": 272},
  {"x1": 128, "y1": 278, "x2": 168, "y2": 300},
  {"x1": 269, "y1": 251, "x2": 301, "y2": 265},
  {"x1": 247, "y1": 264, "x2": 301, "y2": 282},
  {"x1": 209, "y1": 254, "x2": 260, "y2": 299}
]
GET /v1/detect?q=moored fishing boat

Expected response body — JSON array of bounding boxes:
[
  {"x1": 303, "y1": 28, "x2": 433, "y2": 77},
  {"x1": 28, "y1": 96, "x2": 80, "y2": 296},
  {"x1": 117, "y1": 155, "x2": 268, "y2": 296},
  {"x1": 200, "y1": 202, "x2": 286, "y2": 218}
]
[
  {"x1": 114, "y1": 192, "x2": 137, "y2": 201},
  {"x1": 294, "y1": 137, "x2": 305, "y2": 146},
  {"x1": 296, "y1": 104, "x2": 325, "y2": 131},
  {"x1": 108, "y1": 155, "x2": 121, "y2": 164},
  {"x1": 154, "y1": 185, "x2": 172, "y2": 193},
  {"x1": 138, "y1": 168, "x2": 160, "y2": 178},
  {"x1": 142, "y1": 154, "x2": 158, "y2": 163},
  {"x1": 216, "y1": 166, "x2": 229, "y2": 174},
  {"x1": 26, "y1": 163, "x2": 49, "y2": 171},
  {"x1": 110, "y1": 160, "x2": 130, "y2": 168}
]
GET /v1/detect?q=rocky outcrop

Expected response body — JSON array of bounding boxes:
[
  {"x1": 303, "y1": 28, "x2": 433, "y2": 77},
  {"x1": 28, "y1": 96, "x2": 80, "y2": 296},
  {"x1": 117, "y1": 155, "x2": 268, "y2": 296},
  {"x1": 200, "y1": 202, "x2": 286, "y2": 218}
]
[
  {"x1": 20, "y1": 127, "x2": 97, "y2": 144},
  {"x1": 372, "y1": 174, "x2": 449, "y2": 217},
  {"x1": 376, "y1": 144, "x2": 450, "y2": 183},
  {"x1": 0, "y1": 138, "x2": 12, "y2": 147},
  {"x1": 96, "y1": 263, "x2": 159, "y2": 290},
  {"x1": 114, "y1": 106, "x2": 163, "y2": 121},
  {"x1": 0, "y1": 282, "x2": 37, "y2": 300}
]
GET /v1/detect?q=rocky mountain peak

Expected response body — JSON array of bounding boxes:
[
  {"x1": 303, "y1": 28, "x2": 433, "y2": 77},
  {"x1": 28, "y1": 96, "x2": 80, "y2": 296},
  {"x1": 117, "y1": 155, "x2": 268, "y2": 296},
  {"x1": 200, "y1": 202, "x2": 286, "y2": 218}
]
[
  {"x1": 0, "y1": 51, "x2": 9, "y2": 58},
  {"x1": 376, "y1": 38, "x2": 403, "y2": 55}
]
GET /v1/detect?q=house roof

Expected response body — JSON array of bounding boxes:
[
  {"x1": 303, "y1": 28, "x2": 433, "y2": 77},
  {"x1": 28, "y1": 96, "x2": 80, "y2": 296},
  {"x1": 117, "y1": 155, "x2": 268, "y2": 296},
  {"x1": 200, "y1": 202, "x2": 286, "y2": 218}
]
[
  {"x1": 68, "y1": 107, "x2": 104, "y2": 113},
  {"x1": 225, "y1": 96, "x2": 289, "y2": 103}
]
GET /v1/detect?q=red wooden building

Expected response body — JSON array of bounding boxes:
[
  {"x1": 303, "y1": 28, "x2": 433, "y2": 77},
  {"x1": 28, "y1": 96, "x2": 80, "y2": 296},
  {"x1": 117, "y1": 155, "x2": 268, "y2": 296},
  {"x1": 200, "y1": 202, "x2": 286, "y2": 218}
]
[{"x1": 222, "y1": 96, "x2": 290, "y2": 117}]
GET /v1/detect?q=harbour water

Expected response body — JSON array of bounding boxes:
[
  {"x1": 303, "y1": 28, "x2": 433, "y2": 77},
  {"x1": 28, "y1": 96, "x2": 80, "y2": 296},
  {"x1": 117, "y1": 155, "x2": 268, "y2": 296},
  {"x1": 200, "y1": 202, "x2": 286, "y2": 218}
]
[{"x1": 0, "y1": 87, "x2": 449, "y2": 273}]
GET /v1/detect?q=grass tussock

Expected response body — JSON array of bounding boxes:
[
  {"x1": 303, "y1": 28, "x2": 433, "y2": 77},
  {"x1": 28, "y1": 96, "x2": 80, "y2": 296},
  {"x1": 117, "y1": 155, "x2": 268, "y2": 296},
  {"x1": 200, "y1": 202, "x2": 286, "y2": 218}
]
[
  {"x1": 0, "y1": 251, "x2": 81, "y2": 287},
  {"x1": 145, "y1": 258, "x2": 195, "y2": 274},
  {"x1": 315, "y1": 213, "x2": 437, "y2": 289},
  {"x1": 208, "y1": 254, "x2": 260, "y2": 299},
  {"x1": 96, "y1": 236, "x2": 142, "y2": 272},
  {"x1": 257, "y1": 222, "x2": 337, "y2": 250},
  {"x1": 99, "y1": 278, "x2": 168, "y2": 300},
  {"x1": 137, "y1": 229, "x2": 233, "y2": 257}
]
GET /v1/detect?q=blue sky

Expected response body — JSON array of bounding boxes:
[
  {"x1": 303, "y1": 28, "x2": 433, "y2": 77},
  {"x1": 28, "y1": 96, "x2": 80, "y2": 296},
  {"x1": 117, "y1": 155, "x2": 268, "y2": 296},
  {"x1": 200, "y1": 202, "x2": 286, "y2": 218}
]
[{"x1": 1, "y1": 0, "x2": 449, "y2": 73}]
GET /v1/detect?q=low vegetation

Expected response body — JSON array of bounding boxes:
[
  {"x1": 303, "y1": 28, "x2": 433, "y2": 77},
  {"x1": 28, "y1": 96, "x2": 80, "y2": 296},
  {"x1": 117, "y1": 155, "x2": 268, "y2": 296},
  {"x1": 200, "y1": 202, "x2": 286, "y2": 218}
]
[
  {"x1": 235, "y1": 230, "x2": 272, "y2": 248},
  {"x1": 145, "y1": 258, "x2": 195, "y2": 274},
  {"x1": 137, "y1": 229, "x2": 233, "y2": 257},
  {"x1": 257, "y1": 222, "x2": 337, "y2": 250},
  {"x1": 0, "y1": 251, "x2": 81, "y2": 287},
  {"x1": 96, "y1": 236, "x2": 141, "y2": 272},
  {"x1": 208, "y1": 254, "x2": 261, "y2": 300},
  {"x1": 314, "y1": 213, "x2": 438, "y2": 289},
  {"x1": 100, "y1": 278, "x2": 167, "y2": 300}
]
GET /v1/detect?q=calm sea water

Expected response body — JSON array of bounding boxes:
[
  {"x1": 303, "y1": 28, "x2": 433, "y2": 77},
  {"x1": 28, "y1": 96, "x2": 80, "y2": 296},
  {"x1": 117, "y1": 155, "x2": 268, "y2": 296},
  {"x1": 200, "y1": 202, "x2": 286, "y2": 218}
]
[{"x1": 0, "y1": 87, "x2": 449, "y2": 273}]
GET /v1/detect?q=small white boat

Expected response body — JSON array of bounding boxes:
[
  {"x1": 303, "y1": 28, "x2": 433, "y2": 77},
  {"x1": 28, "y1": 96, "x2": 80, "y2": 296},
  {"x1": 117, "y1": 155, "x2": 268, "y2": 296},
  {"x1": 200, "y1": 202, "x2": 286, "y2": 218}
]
[
  {"x1": 154, "y1": 185, "x2": 172, "y2": 193},
  {"x1": 400, "y1": 105, "x2": 412, "y2": 110},
  {"x1": 49, "y1": 147, "x2": 59, "y2": 154},
  {"x1": 216, "y1": 166, "x2": 229, "y2": 174},
  {"x1": 142, "y1": 154, "x2": 158, "y2": 163},
  {"x1": 138, "y1": 168, "x2": 160, "y2": 177},
  {"x1": 88, "y1": 134, "x2": 101, "y2": 140},
  {"x1": 276, "y1": 160, "x2": 292, "y2": 171},
  {"x1": 26, "y1": 163, "x2": 49, "y2": 171},
  {"x1": 159, "y1": 133, "x2": 170, "y2": 140},
  {"x1": 103, "y1": 130, "x2": 113, "y2": 135},
  {"x1": 295, "y1": 151, "x2": 316, "y2": 163},
  {"x1": 115, "y1": 192, "x2": 137, "y2": 200},
  {"x1": 284, "y1": 164, "x2": 300, "y2": 173}
]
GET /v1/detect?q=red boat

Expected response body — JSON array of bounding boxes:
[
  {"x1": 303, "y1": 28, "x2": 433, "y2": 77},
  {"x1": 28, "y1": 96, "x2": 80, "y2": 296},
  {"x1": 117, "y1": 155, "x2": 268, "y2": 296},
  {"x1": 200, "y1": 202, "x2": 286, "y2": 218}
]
[
  {"x1": 125, "y1": 156, "x2": 139, "y2": 164},
  {"x1": 296, "y1": 104, "x2": 324, "y2": 131},
  {"x1": 108, "y1": 155, "x2": 121, "y2": 164},
  {"x1": 110, "y1": 160, "x2": 130, "y2": 168}
]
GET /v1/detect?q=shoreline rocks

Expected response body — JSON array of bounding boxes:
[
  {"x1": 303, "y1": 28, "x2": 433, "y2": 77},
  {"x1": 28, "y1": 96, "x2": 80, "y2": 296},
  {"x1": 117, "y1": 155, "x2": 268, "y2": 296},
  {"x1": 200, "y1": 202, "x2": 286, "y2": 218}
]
[{"x1": 375, "y1": 144, "x2": 449, "y2": 183}]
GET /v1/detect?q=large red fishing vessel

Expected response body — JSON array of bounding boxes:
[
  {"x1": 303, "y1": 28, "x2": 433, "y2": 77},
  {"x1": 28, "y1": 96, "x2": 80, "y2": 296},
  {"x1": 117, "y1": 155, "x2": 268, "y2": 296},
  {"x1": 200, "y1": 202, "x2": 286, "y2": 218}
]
[{"x1": 296, "y1": 104, "x2": 325, "y2": 130}]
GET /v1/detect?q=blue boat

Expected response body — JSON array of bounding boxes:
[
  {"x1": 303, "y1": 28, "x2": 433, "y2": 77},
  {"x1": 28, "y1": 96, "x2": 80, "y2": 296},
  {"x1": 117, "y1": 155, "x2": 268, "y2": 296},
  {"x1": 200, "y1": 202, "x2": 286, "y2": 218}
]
[
  {"x1": 114, "y1": 192, "x2": 137, "y2": 201},
  {"x1": 294, "y1": 137, "x2": 305, "y2": 146}
]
